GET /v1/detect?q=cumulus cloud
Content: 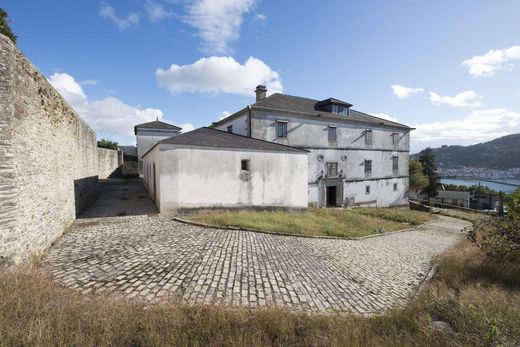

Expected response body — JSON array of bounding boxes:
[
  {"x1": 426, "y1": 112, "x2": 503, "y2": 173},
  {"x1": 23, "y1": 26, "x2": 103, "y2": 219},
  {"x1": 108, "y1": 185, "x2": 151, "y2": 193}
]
[
  {"x1": 99, "y1": 2, "x2": 139, "y2": 30},
  {"x1": 462, "y1": 45, "x2": 520, "y2": 77},
  {"x1": 179, "y1": 123, "x2": 195, "y2": 133},
  {"x1": 144, "y1": 0, "x2": 175, "y2": 22},
  {"x1": 185, "y1": 0, "x2": 257, "y2": 54},
  {"x1": 156, "y1": 56, "x2": 283, "y2": 96},
  {"x1": 218, "y1": 111, "x2": 231, "y2": 120},
  {"x1": 391, "y1": 84, "x2": 424, "y2": 99},
  {"x1": 412, "y1": 108, "x2": 520, "y2": 144},
  {"x1": 429, "y1": 90, "x2": 483, "y2": 107},
  {"x1": 372, "y1": 113, "x2": 399, "y2": 123},
  {"x1": 48, "y1": 73, "x2": 163, "y2": 144}
]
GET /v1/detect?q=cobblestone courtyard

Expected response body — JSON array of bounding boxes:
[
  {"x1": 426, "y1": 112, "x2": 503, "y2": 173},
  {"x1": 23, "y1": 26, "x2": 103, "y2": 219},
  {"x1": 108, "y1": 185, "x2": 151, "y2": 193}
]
[{"x1": 44, "y1": 181, "x2": 469, "y2": 315}]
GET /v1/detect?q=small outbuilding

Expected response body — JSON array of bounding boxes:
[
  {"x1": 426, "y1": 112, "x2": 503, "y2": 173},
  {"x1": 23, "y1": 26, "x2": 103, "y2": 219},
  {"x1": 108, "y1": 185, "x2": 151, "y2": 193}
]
[{"x1": 142, "y1": 127, "x2": 309, "y2": 214}]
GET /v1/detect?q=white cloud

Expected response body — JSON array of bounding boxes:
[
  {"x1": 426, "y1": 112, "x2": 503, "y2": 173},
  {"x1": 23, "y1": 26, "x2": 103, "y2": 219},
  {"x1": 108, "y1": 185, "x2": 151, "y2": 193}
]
[
  {"x1": 255, "y1": 13, "x2": 266, "y2": 21},
  {"x1": 80, "y1": 79, "x2": 97, "y2": 86},
  {"x1": 99, "y1": 2, "x2": 139, "y2": 30},
  {"x1": 179, "y1": 123, "x2": 195, "y2": 133},
  {"x1": 462, "y1": 45, "x2": 520, "y2": 77},
  {"x1": 372, "y1": 113, "x2": 399, "y2": 123},
  {"x1": 156, "y1": 56, "x2": 283, "y2": 96},
  {"x1": 429, "y1": 90, "x2": 483, "y2": 107},
  {"x1": 48, "y1": 73, "x2": 163, "y2": 144},
  {"x1": 391, "y1": 84, "x2": 424, "y2": 99},
  {"x1": 412, "y1": 108, "x2": 520, "y2": 144},
  {"x1": 144, "y1": 0, "x2": 175, "y2": 22},
  {"x1": 218, "y1": 111, "x2": 231, "y2": 120},
  {"x1": 185, "y1": 0, "x2": 257, "y2": 54}
]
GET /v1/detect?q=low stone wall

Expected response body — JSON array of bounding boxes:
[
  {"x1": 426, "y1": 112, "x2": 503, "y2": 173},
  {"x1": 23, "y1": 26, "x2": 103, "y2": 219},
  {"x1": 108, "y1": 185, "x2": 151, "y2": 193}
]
[
  {"x1": 97, "y1": 147, "x2": 123, "y2": 179},
  {"x1": 0, "y1": 34, "x2": 99, "y2": 263}
]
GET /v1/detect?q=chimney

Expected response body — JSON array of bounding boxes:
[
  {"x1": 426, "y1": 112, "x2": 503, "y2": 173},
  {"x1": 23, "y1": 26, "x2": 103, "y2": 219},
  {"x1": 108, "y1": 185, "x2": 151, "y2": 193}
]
[{"x1": 255, "y1": 85, "x2": 267, "y2": 102}]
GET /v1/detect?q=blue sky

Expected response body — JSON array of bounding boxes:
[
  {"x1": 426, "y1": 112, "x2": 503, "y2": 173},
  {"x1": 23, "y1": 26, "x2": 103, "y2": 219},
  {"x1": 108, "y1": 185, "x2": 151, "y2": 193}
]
[{"x1": 4, "y1": 0, "x2": 520, "y2": 152}]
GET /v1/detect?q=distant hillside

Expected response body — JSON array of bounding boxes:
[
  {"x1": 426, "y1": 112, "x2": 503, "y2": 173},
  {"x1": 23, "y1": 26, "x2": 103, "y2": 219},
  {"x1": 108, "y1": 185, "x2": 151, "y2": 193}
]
[{"x1": 413, "y1": 133, "x2": 520, "y2": 169}]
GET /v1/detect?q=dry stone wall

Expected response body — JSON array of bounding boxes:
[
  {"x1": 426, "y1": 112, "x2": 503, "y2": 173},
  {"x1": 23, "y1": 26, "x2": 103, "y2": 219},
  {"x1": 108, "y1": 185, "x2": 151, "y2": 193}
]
[{"x1": 0, "y1": 34, "x2": 99, "y2": 263}]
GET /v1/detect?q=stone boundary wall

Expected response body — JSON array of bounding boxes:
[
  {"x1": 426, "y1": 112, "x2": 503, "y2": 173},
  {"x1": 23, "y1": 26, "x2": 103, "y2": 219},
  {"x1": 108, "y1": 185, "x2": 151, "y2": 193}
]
[
  {"x1": 0, "y1": 34, "x2": 99, "y2": 263},
  {"x1": 97, "y1": 147, "x2": 123, "y2": 179}
]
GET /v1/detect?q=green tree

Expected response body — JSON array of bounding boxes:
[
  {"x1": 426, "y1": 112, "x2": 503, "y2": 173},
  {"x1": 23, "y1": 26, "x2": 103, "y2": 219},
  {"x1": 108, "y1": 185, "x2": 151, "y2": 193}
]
[
  {"x1": 419, "y1": 147, "x2": 440, "y2": 198},
  {"x1": 409, "y1": 159, "x2": 428, "y2": 191},
  {"x1": 97, "y1": 138, "x2": 118, "y2": 150},
  {"x1": 0, "y1": 8, "x2": 17, "y2": 44}
]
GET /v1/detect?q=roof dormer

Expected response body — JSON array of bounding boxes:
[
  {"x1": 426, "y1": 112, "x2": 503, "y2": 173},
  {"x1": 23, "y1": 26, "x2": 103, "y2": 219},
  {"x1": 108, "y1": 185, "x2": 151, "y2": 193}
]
[{"x1": 315, "y1": 98, "x2": 352, "y2": 116}]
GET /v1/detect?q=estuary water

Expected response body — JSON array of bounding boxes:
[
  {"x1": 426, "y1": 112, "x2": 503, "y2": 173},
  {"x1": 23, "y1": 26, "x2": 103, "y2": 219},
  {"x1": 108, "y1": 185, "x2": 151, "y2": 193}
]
[{"x1": 440, "y1": 178, "x2": 520, "y2": 194}]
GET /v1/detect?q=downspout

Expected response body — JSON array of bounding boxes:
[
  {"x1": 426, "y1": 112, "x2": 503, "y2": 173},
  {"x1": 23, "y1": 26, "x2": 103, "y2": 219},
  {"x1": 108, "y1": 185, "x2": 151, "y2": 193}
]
[{"x1": 247, "y1": 105, "x2": 252, "y2": 137}]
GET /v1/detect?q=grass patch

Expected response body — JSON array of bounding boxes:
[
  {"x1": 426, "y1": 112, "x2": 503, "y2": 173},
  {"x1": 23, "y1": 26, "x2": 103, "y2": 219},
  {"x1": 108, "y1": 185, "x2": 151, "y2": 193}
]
[
  {"x1": 1, "y1": 240, "x2": 519, "y2": 346},
  {"x1": 185, "y1": 208, "x2": 437, "y2": 238}
]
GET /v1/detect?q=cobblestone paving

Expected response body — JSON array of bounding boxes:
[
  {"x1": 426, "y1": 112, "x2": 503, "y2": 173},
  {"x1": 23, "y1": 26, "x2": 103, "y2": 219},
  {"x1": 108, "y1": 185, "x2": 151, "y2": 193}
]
[{"x1": 44, "y1": 212, "x2": 469, "y2": 315}]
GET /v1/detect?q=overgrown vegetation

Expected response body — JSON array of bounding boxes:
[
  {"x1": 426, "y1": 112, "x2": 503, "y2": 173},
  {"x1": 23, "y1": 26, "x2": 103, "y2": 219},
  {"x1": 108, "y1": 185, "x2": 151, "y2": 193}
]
[
  {"x1": 2, "y1": 238, "x2": 519, "y2": 346},
  {"x1": 186, "y1": 208, "x2": 436, "y2": 238},
  {"x1": 0, "y1": 8, "x2": 16, "y2": 44},
  {"x1": 468, "y1": 189, "x2": 520, "y2": 260},
  {"x1": 97, "y1": 138, "x2": 118, "y2": 150}
]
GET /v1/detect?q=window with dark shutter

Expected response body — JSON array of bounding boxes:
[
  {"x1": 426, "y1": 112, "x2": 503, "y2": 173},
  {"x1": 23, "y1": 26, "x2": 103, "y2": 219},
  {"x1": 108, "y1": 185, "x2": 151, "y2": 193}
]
[
  {"x1": 365, "y1": 129, "x2": 373, "y2": 145},
  {"x1": 241, "y1": 159, "x2": 250, "y2": 172},
  {"x1": 392, "y1": 156, "x2": 399, "y2": 172},
  {"x1": 277, "y1": 121, "x2": 287, "y2": 138},
  {"x1": 328, "y1": 126, "x2": 337, "y2": 142},
  {"x1": 227, "y1": 125, "x2": 233, "y2": 133},
  {"x1": 364, "y1": 160, "x2": 372, "y2": 173}
]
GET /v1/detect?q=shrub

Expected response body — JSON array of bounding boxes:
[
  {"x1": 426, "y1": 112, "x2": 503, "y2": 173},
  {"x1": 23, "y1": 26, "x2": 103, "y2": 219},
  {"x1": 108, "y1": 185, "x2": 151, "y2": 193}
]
[{"x1": 468, "y1": 191, "x2": 520, "y2": 260}]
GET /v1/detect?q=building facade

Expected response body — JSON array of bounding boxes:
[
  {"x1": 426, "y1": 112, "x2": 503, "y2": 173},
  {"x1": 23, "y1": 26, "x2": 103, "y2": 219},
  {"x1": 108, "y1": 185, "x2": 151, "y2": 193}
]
[
  {"x1": 142, "y1": 128, "x2": 308, "y2": 214},
  {"x1": 211, "y1": 86, "x2": 413, "y2": 208},
  {"x1": 135, "y1": 120, "x2": 181, "y2": 175}
]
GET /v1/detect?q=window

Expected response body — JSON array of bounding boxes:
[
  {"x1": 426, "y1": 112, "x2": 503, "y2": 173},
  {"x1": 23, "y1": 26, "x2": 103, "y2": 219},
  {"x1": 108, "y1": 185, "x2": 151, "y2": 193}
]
[
  {"x1": 326, "y1": 162, "x2": 338, "y2": 177},
  {"x1": 365, "y1": 129, "x2": 373, "y2": 145},
  {"x1": 331, "y1": 104, "x2": 349, "y2": 115},
  {"x1": 328, "y1": 126, "x2": 337, "y2": 141},
  {"x1": 227, "y1": 125, "x2": 233, "y2": 133},
  {"x1": 241, "y1": 159, "x2": 250, "y2": 172},
  {"x1": 366, "y1": 185, "x2": 370, "y2": 194},
  {"x1": 277, "y1": 121, "x2": 288, "y2": 138},
  {"x1": 392, "y1": 132, "x2": 399, "y2": 145},
  {"x1": 393, "y1": 183, "x2": 398, "y2": 191},
  {"x1": 364, "y1": 160, "x2": 372, "y2": 173},
  {"x1": 392, "y1": 156, "x2": 399, "y2": 172}
]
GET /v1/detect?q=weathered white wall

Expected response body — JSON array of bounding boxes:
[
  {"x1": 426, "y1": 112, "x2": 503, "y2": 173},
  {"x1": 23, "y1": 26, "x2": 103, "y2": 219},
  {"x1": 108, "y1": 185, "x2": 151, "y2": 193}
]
[
  {"x1": 250, "y1": 110, "x2": 410, "y2": 207},
  {"x1": 142, "y1": 145, "x2": 161, "y2": 209},
  {"x1": 97, "y1": 148, "x2": 123, "y2": 179},
  {"x1": 213, "y1": 110, "x2": 249, "y2": 136},
  {"x1": 144, "y1": 145, "x2": 308, "y2": 213},
  {"x1": 0, "y1": 34, "x2": 99, "y2": 263},
  {"x1": 136, "y1": 128, "x2": 179, "y2": 174}
]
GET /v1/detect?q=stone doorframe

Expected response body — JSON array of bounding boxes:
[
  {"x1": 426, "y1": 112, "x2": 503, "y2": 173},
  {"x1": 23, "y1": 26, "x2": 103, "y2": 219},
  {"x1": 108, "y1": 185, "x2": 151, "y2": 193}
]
[{"x1": 319, "y1": 178, "x2": 344, "y2": 208}]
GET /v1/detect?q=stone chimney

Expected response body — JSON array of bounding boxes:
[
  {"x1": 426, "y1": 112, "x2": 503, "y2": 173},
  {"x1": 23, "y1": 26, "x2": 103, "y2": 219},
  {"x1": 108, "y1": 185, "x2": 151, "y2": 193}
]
[{"x1": 255, "y1": 85, "x2": 267, "y2": 102}]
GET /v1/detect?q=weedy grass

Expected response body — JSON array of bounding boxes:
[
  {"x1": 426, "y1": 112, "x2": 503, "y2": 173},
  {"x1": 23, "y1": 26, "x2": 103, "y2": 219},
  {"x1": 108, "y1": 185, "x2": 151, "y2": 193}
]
[{"x1": 186, "y1": 208, "x2": 437, "y2": 238}]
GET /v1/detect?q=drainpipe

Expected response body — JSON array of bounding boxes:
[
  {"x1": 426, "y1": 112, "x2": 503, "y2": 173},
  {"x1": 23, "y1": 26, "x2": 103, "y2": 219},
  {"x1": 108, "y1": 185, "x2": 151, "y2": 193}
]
[{"x1": 247, "y1": 105, "x2": 252, "y2": 137}]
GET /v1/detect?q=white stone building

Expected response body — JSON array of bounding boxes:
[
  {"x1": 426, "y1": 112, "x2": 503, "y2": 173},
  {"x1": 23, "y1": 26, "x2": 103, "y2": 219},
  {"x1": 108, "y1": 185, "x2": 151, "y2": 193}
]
[
  {"x1": 142, "y1": 127, "x2": 308, "y2": 214},
  {"x1": 135, "y1": 120, "x2": 181, "y2": 175},
  {"x1": 211, "y1": 86, "x2": 413, "y2": 208}
]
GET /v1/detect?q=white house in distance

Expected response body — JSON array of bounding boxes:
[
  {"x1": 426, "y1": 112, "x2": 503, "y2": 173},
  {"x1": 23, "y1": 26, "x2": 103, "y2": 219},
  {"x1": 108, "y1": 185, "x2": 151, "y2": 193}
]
[
  {"x1": 142, "y1": 127, "x2": 308, "y2": 214},
  {"x1": 211, "y1": 86, "x2": 413, "y2": 208},
  {"x1": 134, "y1": 120, "x2": 181, "y2": 175}
]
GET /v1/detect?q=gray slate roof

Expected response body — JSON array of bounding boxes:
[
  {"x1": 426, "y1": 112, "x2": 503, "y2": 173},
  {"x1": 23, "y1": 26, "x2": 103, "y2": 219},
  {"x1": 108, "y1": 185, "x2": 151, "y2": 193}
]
[
  {"x1": 252, "y1": 93, "x2": 411, "y2": 129},
  {"x1": 149, "y1": 127, "x2": 307, "y2": 156},
  {"x1": 134, "y1": 120, "x2": 181, "y2": 134}
]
